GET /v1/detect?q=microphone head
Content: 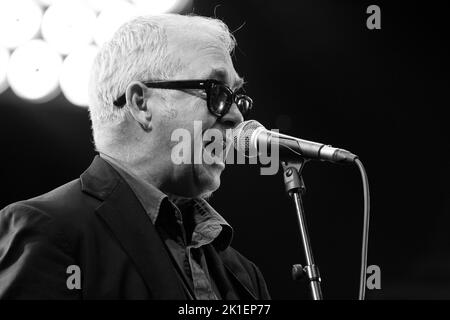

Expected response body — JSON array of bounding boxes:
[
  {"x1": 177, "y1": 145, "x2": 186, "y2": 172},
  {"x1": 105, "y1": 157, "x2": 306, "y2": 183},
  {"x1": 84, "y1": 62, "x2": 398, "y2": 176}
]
[{"x1": 232, "y1": 120, "x2": 265, "y2": 154}]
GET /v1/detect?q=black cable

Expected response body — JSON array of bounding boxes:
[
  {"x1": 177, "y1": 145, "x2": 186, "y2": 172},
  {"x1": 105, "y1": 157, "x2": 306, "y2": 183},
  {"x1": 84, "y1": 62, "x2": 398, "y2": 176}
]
[{"x1": 355, "y1": 158, "x2": 370, "y2": 300}]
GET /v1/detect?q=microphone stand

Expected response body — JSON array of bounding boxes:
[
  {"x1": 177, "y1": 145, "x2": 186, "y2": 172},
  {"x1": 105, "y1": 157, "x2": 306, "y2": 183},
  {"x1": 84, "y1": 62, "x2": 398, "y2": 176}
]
[{"x1": 282, "y1": 159, "x2": 323, "y2": 300}]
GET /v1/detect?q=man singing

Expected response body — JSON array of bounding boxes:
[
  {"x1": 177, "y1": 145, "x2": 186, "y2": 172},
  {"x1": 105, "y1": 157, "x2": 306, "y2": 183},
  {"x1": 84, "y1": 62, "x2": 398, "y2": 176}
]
[{"x1": 0, "y1": 14, "x2": 270, "y2": 299}]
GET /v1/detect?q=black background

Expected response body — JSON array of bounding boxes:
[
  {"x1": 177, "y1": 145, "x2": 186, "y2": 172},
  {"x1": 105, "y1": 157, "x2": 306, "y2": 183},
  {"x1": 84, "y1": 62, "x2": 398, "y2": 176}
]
[{"x1": 0, "y1": 0, "x2": 448, "y2": 299}]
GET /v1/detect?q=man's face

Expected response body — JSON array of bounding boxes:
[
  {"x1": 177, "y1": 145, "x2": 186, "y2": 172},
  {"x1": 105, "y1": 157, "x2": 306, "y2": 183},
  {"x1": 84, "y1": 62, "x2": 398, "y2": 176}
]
[{"x1": 154, "y1": 35, "x2": 244, "y2": 198}]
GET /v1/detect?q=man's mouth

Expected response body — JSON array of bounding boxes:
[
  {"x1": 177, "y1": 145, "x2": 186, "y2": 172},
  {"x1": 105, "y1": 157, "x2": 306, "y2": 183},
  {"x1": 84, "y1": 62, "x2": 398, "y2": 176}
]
[{"x1": 202, "y1": 134, "x2": 227, "y2": 163}]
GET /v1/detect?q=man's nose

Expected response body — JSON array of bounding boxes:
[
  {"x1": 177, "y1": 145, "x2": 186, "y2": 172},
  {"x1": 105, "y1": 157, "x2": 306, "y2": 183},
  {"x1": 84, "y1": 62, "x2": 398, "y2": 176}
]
[{"x1": 219, "y1": 103, "x2": 244, "y2": 128}]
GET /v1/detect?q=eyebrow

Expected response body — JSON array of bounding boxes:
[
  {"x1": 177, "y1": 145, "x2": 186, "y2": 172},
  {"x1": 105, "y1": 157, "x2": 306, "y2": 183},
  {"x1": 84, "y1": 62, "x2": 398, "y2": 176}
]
[{"x1": 208, "y1": 68, "x2": 245, "y2": 90}]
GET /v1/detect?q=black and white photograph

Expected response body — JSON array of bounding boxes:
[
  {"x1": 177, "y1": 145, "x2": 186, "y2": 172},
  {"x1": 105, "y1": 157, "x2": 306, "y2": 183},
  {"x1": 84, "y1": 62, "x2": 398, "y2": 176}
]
[{"x1": 0, "y1": 0, "x2": 448, "y2": 307}]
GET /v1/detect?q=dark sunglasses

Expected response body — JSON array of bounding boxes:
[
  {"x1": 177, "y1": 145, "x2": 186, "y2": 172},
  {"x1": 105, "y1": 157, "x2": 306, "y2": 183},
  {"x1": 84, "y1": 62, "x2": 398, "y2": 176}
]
[{"x1": 113, "y1": 79, "x2": 253, "y2": 118}]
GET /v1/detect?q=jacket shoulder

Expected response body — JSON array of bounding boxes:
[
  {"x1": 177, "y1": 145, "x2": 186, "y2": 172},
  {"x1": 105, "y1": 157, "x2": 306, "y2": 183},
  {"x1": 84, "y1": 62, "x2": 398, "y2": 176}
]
[
  {"x1": 21, "y1": 179, "x2": 97, "y2": 215},
  {"x1": 1, "y1": 179, "x2": 101, "y2": 249},
  {"x1": 0, "y1": 196, "x2": 81, "y2": 299}
]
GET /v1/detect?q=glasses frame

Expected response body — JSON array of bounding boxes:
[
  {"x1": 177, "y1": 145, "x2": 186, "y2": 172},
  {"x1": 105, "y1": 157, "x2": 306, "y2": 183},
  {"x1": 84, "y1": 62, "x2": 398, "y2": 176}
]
[{"x1": 112, "y1": 79, "x2": 253, "y2": 118}]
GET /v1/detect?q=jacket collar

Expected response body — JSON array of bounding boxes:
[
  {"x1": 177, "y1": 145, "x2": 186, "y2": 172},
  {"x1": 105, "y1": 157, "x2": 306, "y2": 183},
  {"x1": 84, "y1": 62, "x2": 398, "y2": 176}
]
[
  {"x1": 80, "y1": 155, "x2": 187, "y2": 299},
  {"x1": 80, "y1": 155, "x2": 256, "y2": 300}
]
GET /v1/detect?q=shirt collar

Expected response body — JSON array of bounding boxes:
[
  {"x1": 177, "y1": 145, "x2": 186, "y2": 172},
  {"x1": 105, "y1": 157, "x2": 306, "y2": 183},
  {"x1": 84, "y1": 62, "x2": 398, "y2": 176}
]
[
  {"x1": 172, "y1": 197, "x2": 233, "y2": 250},
  {"x1": 99, "y1": 153, "x2": 233, "y2": 250},
  {"x1": 100, "y1": 153, "x2": 166, "y2": 224}
]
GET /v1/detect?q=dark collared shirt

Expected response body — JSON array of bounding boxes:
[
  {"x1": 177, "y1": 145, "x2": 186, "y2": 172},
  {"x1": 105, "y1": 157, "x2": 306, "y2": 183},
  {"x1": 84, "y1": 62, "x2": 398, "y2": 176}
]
[{"x1": 100, "y1": 153, "x2": 233, "y2": 300}]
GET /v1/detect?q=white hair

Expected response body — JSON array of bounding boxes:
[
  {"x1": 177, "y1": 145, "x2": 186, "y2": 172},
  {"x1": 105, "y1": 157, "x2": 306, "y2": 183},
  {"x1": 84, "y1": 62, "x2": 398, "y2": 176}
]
[{"x1": 88, "y1": 14, "x2": 236, "y2": 149}]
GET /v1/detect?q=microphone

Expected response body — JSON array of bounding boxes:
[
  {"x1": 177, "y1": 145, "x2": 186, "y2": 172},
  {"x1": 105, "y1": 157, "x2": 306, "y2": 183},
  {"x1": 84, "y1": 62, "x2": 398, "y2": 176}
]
[{"x1": 232, "y1": 120, "x2": 358, "y2": 163}]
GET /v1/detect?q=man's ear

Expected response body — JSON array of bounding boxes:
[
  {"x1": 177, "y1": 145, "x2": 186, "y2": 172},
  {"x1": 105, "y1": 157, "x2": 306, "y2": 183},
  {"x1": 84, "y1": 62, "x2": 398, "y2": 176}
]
[{"x1": 125, "y1": 81, "x2": 152, "y2": 132}]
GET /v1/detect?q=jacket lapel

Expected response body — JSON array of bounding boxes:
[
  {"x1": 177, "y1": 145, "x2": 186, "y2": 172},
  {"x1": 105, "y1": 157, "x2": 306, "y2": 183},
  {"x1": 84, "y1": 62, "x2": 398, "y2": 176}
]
[
  {"x1": 204, "y1": 245, "x2": 257, "y2": 300},
  {"x1": 80, "y1": 156, "x2": 187, "y2": 299}
]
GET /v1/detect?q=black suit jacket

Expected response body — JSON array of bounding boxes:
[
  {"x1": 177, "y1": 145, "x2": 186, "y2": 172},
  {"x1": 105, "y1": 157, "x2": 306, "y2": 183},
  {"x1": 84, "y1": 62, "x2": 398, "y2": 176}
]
[{"x1": 0, "y1": 156, "x2": 270, "y2": 300}]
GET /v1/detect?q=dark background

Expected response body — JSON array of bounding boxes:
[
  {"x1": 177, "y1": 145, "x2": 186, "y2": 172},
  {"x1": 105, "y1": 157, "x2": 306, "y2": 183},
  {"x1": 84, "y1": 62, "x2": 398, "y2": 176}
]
[{"x1": 0, "y1": 1, "x2": 448, "y2": 299}]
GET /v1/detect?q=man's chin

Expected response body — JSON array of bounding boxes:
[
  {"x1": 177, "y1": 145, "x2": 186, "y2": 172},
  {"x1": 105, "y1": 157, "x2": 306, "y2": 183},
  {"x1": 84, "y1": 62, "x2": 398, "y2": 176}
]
[
  {"x1": 192, "y1": 163, "x2": 222, "y2": 197},
  {"x1": 198, "y1": 191, "x2": 214, "y2": 201}
]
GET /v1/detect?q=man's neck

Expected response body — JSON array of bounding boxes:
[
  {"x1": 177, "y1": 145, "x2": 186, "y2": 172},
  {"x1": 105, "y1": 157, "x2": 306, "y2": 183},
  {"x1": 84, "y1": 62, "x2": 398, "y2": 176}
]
[{"x1": 99, "y1": 151, "x2": 169, "y2": 192}]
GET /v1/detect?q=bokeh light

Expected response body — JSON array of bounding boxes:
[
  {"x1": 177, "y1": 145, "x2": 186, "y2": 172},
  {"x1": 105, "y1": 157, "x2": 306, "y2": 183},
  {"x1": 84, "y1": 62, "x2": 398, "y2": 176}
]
[
  {"x1": 7, "y1": 40, "x2": 62, "y2": 103},
  {"x1": 41, "y1": 0, "x2": 96, "y2": 55},
  {"x1": 59, "y1": 45, "x2": 98, "y2": 107},
  {"x1": 34, "y1": 0, "x2": 56, "y2": 7},
  {"x1": 0, "y1": 47, "x2": 10, "y2": 95},
  {"x1": 132, "y1": 0, "x2": 180, "y2": 14},
  {"x1": 83, "y1": 0, "x2": 109, "y2": 13},
  {"x1": 93, "y1": 0, "x2": 138, "y2": 46},
  {"x1": 0, "y1": 0, "x2": 43, "y2": 49},
  {"x1": 0, "y1": 0, "x2": 192, "y2": 106}
]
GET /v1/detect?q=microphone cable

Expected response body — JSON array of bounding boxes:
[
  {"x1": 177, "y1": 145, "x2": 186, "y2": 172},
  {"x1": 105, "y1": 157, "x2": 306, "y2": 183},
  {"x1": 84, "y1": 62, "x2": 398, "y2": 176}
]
[{"x1": 355, "y1": 158, "x2": 370, "y2": 300}]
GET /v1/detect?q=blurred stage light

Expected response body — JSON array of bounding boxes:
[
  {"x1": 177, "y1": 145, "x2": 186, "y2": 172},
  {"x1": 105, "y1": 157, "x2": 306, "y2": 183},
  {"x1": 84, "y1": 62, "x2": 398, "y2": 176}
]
[
  {"x1": 60, "y1": 45, "x2": 98, "y2": 107},
  {"x1": 0, "y1": 0, "x2": 43, "y2": 49},
  {"x1": 93, "y1": 0, "x2": 138, "y2": 46},
  {"x1": 7, "y1": 40, "x2": 62, "y2": 103},
  {"x1": 93, "y1": 0, "x2": 192, "y2": 46},
  {"x1": 0, "y1": 47, "x2": 10, "y2": 95},
  {"x1": 34, "y1": 0, "x2": 55, "y2": 7},
  {"x1": 132, "y1": 0, "x2": 182, "y2": 14},
  {"x1": 37, "y1": 0, "x2": 117, "y2": 13},
  {"x1": 83, "y1": 0, "x2": 109, "y2": 13},
  {"x1": 41, "y1": 0, "x2": 96, "y2": 55},
  {"x1": 0, "y1": 0, "x2": 194, "y2": 104}
]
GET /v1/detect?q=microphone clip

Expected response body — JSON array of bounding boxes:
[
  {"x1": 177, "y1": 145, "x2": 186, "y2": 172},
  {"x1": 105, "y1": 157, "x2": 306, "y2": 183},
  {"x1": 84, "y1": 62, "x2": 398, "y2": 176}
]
[{"x1": 281, "y1": 159, "x2": 307, "y2": 196}]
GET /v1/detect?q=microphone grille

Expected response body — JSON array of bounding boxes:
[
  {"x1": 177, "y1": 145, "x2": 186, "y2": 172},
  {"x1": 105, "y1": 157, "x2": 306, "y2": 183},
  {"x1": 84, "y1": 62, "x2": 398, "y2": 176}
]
[{"x1": 232, "y1": 120, "x2": 264, "y2": 153}]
